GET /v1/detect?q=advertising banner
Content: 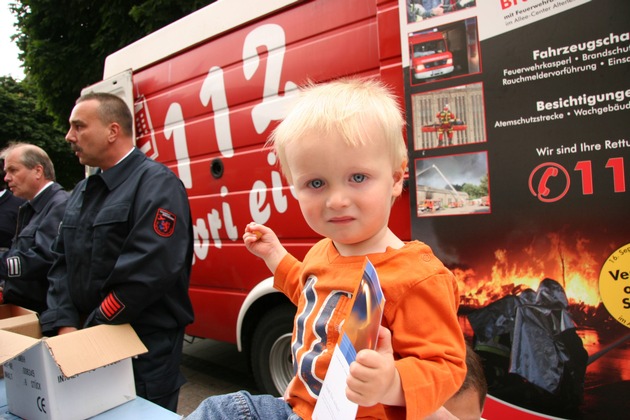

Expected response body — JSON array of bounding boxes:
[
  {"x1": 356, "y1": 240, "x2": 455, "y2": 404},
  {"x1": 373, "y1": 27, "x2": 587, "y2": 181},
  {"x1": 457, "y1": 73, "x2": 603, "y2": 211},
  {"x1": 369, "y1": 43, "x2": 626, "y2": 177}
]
[{"x1": 399, "y1": 1, "x2": 629, "y2": 418}]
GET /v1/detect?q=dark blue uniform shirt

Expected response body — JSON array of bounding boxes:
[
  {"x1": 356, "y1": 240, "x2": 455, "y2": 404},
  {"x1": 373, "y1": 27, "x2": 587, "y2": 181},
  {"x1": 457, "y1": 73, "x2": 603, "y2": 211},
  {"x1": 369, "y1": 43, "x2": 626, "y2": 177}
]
[
  {"x1": 1, "y1": 183, "x2": 68, "y2": 313},
  {"x1": 41, "y1": 148, "x2": 194, "y2": 335}
]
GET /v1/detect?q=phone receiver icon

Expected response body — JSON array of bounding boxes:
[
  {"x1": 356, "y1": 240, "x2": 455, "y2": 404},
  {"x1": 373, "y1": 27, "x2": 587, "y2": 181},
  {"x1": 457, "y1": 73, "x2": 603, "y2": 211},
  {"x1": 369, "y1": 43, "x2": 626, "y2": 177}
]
[{"x1": 538, "y1": 167, "x2": 559, "y2": 197}]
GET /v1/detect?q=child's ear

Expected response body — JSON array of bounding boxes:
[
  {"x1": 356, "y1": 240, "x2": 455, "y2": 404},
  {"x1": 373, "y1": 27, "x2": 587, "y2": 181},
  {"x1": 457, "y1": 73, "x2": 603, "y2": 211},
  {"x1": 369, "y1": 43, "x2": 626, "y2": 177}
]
[{"x1": 392, "y1": 162, "x2": 407, "y2": 197}]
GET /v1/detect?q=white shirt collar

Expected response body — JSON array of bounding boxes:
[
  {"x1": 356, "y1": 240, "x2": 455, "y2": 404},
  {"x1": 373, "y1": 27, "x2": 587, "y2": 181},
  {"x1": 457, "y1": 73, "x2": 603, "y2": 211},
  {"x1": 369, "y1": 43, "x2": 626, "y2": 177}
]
[{"x1": 32, "y1": 181, "x2": 54, "y2": 200}]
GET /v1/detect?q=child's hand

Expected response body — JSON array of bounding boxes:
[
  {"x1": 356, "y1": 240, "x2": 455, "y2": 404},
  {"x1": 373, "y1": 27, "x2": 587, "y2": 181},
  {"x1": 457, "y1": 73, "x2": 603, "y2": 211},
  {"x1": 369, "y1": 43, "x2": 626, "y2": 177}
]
[
  {"x1": 242, "y1": 222, "x2": 287, "y2": 273},
  {"x1": 243, "y1": 222, "x2": 269, "y2": 249},
  {"x1": 346, "y1": 326, "x2": 404, "y2": 407}
]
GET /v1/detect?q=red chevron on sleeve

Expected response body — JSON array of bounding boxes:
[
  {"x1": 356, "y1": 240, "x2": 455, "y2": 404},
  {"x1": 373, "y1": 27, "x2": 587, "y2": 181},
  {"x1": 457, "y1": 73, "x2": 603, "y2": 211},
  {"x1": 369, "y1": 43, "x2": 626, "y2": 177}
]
[{"x1": 100, "y1": 292, "x2": 125, "y2": 321}]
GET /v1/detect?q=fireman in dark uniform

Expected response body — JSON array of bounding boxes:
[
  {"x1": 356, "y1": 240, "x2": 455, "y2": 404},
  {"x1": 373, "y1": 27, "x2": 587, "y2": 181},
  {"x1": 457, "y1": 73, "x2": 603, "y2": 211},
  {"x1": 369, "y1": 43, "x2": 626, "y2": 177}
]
[
  {"x1": 1, "y1": 144, "x2": 67, "y2": 313},
  {"x1": 40, "y1": 92, "x2": 194, "y2": 412},
  {"x1": 436, "y1": 104, "x2": 456, "y2": 146}
]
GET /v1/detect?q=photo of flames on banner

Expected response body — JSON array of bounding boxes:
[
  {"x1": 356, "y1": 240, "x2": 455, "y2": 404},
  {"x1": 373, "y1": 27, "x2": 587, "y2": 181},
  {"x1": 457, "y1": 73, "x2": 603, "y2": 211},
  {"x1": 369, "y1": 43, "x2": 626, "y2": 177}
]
[{"x1": 153, "y1": 208, "x2": 176, "y2": 237}]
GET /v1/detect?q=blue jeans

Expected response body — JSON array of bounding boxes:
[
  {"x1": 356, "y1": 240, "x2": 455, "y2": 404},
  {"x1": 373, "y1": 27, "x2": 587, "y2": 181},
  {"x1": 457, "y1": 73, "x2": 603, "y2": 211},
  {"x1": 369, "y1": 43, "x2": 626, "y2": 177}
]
[{"x1": 185, "y1": 391, "x2": 303, "y2": 420}]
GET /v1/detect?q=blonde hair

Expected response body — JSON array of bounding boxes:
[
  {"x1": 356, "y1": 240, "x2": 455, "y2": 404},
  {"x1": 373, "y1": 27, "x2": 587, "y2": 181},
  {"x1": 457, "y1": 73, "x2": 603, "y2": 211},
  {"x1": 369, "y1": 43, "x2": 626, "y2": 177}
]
[{"x1": 269, "y1": 78, "x2": 407, "y2": 183}]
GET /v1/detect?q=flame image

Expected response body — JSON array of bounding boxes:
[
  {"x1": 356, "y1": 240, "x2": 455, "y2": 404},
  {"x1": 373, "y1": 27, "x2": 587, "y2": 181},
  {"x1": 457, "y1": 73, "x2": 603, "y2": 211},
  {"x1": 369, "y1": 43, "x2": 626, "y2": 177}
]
[
  {"x1": 453, "y1": 232, "x2": 608, "y2": 309},
  {"x1": 448, "y1": 229, "x2": 630, "y2": 417}
]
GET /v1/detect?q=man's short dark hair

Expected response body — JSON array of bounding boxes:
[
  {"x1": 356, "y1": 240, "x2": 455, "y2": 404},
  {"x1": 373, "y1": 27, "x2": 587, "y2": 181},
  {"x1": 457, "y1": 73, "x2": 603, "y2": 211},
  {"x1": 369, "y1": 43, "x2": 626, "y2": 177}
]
[
  {"x1": 77, "y1": 92, "x2": 134, "y2": 137},
  {"x1": 457, "y1": 343, "x2": 488, "y2": 409}
]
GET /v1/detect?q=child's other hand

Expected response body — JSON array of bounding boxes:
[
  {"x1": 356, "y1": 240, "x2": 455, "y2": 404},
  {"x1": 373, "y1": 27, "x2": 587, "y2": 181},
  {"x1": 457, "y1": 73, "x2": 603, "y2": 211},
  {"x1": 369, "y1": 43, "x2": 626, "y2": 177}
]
[
  {"x1": 243, "y1": 222, "x2": 287, "y2": 273},
  {"x1": 346, "y1": 326, "x2": 403, "y2": 407},
  {"x1": 243, "y1": 222, "x2": 269, "y2": 247}
]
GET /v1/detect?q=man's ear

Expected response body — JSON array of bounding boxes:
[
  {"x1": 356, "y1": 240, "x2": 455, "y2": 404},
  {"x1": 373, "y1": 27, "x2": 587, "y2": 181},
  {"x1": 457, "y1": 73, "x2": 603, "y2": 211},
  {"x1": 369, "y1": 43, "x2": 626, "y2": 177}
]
[
  {"x1": 34, "y1": 164, "x2": 44, "y2": 180},
  {"x1": 107, "y1": 122, "x2": 122, "y2": 143}
]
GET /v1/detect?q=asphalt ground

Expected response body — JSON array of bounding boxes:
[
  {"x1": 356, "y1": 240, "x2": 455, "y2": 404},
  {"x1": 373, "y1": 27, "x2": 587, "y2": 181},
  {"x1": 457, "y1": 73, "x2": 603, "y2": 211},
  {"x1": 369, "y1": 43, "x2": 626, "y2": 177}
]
[{"x1": 176, "y1": 336, "x2": 259, "y2": 417}]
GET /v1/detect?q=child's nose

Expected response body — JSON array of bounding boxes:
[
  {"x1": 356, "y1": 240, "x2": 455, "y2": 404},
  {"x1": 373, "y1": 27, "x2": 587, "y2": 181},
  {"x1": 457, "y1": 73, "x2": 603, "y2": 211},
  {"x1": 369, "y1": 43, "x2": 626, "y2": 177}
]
[{"x1": 326, "y1": 187, "x2": 350, "y2": 209}]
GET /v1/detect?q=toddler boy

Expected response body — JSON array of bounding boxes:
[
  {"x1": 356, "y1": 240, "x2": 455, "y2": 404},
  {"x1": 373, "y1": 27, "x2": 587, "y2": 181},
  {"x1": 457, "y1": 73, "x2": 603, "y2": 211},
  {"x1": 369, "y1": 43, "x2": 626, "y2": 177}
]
[{"x1": 187, "y1": 78, "x2": 466, "y2": 419}]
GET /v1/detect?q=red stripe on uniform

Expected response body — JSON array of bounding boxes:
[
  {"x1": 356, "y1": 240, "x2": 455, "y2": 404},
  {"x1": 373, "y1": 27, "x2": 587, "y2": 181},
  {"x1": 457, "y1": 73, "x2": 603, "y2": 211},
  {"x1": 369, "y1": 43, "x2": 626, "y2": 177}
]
[
  {"x1": 107, "y1": 294, "x2": 121, "y2": 310},
  {"x1": 99, "y1": 292, "x2": 125, "y2": 321},
  {"x1": 102, "y1": 296, "x2": 116, "y2": 317},
  {"x1": 109, "y1": 293, "x2": 122, "y2": 310},
  {"x1": 106, "y1": 295, "x2": 120, "y2": 315}
]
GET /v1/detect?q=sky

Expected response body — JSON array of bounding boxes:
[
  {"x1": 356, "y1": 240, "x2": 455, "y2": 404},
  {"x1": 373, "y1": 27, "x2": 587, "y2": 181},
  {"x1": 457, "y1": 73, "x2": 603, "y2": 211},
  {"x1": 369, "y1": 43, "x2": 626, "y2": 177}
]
[
  {"x1": 1, "y1": 0, "x2": 24, "y2": 80},
  {"x1": 415, "y1": 152, "x2": 488, "y2": 189}
]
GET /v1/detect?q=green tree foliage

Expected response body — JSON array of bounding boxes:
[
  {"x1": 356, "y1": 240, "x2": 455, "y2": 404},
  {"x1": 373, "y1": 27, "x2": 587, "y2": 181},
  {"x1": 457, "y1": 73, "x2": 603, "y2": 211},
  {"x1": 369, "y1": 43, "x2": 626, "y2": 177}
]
[
  {"x1": 459, "y1": 174, "x2": 489, "y2": 200},
  {"x1": 478, "y1": 173, "x2": 489, "y2": 196},
  {"x1": 460, "y1": 183, "x2": 482, "y2": 200},
  {"x1": 5, "y1": 0, "x2": 212, "y2": 187},
  {"x1": 0, "y1": 76, "x2": 83, "y2": 189},
  {"x1": 11, "y1": 0, "x2": 213, "y2": 126}
]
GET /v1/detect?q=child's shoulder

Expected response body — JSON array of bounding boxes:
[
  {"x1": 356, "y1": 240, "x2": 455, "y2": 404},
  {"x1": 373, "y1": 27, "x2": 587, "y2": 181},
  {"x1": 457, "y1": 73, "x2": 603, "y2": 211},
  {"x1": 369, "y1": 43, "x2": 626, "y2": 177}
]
[
  {"x1": 380, "y1": 240, "x2": 450, "y2": 276},
  {"x1": 377, "y1": 241, "x2": 456, "y2": 303},
  {"x1": 394, "y1": 240, "x2": 437, "y2": 258}
]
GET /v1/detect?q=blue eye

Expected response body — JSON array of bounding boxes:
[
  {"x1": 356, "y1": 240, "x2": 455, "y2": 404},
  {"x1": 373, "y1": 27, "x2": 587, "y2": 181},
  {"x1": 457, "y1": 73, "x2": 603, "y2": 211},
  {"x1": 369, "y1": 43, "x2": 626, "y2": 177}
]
[
  {"x1": 308, "y1": 179, "x2": 324, "y2": 188},
  {"x1": 352, "y1": 174, "x2": 366, "y2": 183}
]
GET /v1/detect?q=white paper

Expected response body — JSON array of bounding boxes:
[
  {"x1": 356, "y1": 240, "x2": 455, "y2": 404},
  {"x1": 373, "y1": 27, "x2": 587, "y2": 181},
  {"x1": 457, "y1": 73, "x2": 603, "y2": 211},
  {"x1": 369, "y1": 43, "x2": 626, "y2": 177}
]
[
  {"x1": 312, "y1": 334, "x2": 358, "y2": 420},
  {"x1": 312, "y1": 259, "x2": 385, "y2": 420}
]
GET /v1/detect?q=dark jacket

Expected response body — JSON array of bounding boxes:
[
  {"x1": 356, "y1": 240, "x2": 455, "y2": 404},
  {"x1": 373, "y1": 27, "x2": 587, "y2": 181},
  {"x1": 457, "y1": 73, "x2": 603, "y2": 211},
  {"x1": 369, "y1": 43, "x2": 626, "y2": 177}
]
[
  {"x1": 1, "y1": 183, "x2": 69, "y2": 313},
  {"x1": 40, "y1": 148, "x2": 194, "y2": 335},
  {"x1": 0, "y1": 190, "x2": 24, "y2": 250}
]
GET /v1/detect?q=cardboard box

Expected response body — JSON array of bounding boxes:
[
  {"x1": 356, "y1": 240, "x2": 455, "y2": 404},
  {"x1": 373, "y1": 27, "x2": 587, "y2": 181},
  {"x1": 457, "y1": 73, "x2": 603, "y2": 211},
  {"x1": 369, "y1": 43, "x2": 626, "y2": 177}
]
[
  {"x1": 0, "y1": 304, "x2": 42, "y2": 379},
  {"x1": 0, "y1": 323, "x2": 148, "y2": 420},
  {"x1": 0, "y1": 304, "x2": 42, "y2": 338}
]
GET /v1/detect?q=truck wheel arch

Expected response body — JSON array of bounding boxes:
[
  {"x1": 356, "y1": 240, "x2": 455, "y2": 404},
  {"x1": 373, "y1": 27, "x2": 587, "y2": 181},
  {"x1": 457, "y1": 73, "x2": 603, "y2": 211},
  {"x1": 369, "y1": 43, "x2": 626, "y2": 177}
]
[
  {"x1": 236, "y1": 278, "x2": 296, "y2": 395},
  {"x1": 236, "y1": 278, "x2": 294, "y2": 352}
]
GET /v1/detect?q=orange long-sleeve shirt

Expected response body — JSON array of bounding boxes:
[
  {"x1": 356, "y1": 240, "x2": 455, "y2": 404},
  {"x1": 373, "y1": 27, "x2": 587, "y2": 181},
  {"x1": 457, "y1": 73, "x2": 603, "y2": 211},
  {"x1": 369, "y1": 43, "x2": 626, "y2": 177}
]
[{"x1": 274, "y1": 239, "x2": 466, "y2": 419}]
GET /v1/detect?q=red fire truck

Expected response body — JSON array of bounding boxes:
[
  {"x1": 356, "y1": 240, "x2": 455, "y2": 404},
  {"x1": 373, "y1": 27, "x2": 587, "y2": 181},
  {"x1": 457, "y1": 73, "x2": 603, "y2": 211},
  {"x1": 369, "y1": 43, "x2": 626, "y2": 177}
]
[
  {"x1": 86, "y1": 0, "x2": 410, "y2": 397},
  {"x1": 408, "y1": 30, "x2": 454, "y2": 81}
]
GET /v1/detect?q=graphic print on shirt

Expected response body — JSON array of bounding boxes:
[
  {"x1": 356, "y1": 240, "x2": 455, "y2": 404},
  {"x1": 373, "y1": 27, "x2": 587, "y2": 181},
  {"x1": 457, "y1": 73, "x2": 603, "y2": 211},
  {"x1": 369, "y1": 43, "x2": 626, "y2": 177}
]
[{"x1": 292, "y1": 274, "x2": 352, "y2": 398}]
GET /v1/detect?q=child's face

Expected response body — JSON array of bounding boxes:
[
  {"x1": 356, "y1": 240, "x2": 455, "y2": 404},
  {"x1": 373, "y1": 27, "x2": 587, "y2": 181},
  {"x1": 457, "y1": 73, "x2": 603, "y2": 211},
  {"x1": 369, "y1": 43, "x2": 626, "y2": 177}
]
[{"x1": 284, "y1": 128, "x2": 404, "y2": 256}]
